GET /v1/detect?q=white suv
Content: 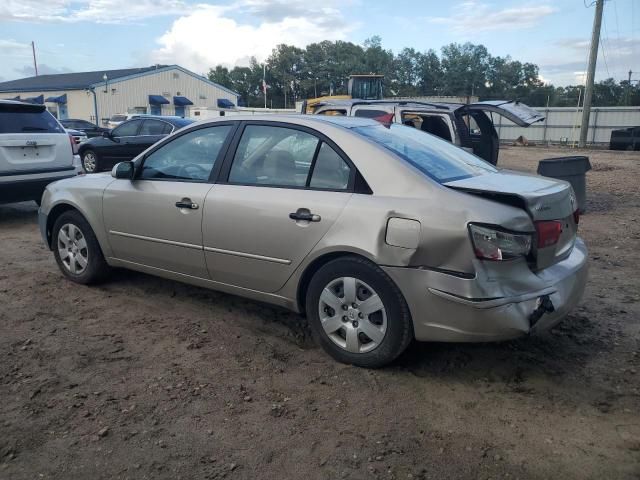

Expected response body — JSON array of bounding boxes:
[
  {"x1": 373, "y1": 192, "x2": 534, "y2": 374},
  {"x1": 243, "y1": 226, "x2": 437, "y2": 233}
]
[{"x1": 0, "y1": 100, "x2": 76, "y2": 205}]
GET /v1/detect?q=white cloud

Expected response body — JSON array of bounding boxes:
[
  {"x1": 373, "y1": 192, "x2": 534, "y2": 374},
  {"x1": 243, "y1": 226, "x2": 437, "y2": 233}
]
[
  {"x1": 536, "y1": 36, "x2": 640, "y2": 85},
  {"x1": 0, "y1": 0, "x2": 188, "y2": 24},
  {"x1": 0, "y1": 39, "x2": 32, "y2": 55},
  {"x1": 150, "y1": 2, "x2": 355, "y2": 72},
  {"x1": 428, "y1": 1, "x2": 556, "y2": 32}
]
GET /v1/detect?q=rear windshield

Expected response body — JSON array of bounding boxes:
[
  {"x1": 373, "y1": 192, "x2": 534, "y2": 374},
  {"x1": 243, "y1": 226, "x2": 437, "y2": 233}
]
[
  {"x1": 353, "y1": 123, "x2": 497, "y2": 183},
  {"x1": 111, "y1": 115, "x2": 127, "y2": 122},
  {"x1": 0, "y1": 105, "x2": 65, "y2": 134}
]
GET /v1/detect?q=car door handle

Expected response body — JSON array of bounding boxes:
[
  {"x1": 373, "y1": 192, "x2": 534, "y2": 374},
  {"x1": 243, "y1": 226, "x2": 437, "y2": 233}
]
[
  {"x1": 175, "y1": 198, "x2": 199, "y2": 210},
  {"x1": 289, "y1": 209, "x2": 321, "y2": 222}
]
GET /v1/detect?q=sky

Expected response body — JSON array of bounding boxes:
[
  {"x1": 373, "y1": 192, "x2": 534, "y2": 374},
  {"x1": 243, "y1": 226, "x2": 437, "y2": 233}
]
[{"x1": 0, "y1": 0, "x2": 638, "y2": 86}]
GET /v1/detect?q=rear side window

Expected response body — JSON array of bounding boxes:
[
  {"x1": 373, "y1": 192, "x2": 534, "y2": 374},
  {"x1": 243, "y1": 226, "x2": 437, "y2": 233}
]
[
  {"x1": 0, "y1": 104, "x2": 64, "y2": 134},
  {"x1": 309, "y1": 143, "x2": 350, "y2": 190},
  {"x1": 229, "y1": 125, "x2": 318, "y2": 187}
]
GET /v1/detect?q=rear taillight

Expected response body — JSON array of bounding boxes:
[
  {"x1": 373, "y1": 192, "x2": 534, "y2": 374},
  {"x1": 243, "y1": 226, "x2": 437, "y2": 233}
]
[
  {"x1": 535, "y1": 220, "x2": 562, "y2": 248},
  {"x1": 468, "y1": 224, "x2": 532, "y2": 261},
  {"x1": 68, "y1": 134, "x2": 76, "y2": 155}
]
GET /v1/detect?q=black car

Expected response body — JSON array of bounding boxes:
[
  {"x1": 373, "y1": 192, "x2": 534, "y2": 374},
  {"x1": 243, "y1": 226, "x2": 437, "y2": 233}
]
[
  {"x1": 59, "y1": 118, "x2": 110, "y2": 138},
  {"x1": 610, "y1": 127, "x2": 640, "y2": 151},
  {"x1": 78, "y1": 116, "x2": 193, "y2": 173}
]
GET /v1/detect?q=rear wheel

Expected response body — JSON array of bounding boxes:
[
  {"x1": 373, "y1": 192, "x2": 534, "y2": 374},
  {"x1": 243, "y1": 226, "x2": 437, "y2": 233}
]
[
  {"x1": 81, "y1": 149, "x2": 100, "y2": 173},
  {"x1": 306, "y1": 256, "x2": 413, "y2": 368},
  {"x1": 52, "y1": 211, "x2": 110, "y2": 284}
]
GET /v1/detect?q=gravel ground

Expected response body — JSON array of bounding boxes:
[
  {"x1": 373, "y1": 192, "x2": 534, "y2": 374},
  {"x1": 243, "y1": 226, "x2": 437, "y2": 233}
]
[{"x1": 1, "y1": 146, "x2": 639, "y2": 480}]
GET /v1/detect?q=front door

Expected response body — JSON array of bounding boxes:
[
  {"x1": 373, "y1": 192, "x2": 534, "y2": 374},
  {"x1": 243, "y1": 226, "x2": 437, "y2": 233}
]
[
  {"x1": 102, "y1": 123, "x2": 235, "y2": 277},
  {"x1": 100, "y1": 119, "x2": 144, "y2": 164},
  {"x1": 203, "y1": 123, "x2": 353, "y2": 293}
]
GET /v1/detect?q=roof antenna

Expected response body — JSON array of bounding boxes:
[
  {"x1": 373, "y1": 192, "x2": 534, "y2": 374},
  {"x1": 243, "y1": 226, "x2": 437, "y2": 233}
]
[{"x1": 31, "y1": 41, "x2": 38, "y2": 76}]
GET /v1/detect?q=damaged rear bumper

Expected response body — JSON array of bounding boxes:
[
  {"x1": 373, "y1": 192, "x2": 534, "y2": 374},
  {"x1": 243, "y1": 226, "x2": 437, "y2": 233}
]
[{"x1": 382, "y1": 238, "x2": 589, "y2": 342}]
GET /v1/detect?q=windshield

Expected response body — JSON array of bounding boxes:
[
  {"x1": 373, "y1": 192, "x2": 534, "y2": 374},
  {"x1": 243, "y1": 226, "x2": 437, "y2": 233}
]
[
  {"x1": 353, "y1": 123, "x2": 497, "y2": 183},
  {"x1": 111, "y1": 115, "x2": 126, "y2": 122}
]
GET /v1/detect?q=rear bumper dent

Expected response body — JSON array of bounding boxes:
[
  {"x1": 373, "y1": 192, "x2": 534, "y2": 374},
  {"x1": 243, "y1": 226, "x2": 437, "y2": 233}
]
[{"x1": 382, "y1": 238, "x2": 588, "y2": 342}]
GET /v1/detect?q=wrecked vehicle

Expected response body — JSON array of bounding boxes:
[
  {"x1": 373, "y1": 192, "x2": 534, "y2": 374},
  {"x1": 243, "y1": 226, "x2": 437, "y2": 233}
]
[
  {"x1": 305, "y1": 99, "x2": 544, "y2": 165},
  {"x1": 38, "y1": 115, "x2": 587, "y2": 367}
]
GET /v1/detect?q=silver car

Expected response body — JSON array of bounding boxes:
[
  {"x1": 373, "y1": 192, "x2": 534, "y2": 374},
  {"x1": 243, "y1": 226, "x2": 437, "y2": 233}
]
[{"x1": 38, "y1": 115, "x2": 588, "y2": 367}]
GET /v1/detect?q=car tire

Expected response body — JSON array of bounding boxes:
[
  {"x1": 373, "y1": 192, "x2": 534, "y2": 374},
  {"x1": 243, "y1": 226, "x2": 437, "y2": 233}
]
[
  {"x1": 52, "y1": 210, "x2": 110, "y2": 284},
  {"x1": 81, "y1": 149, "x2": 100, "y2": 173},
  {"x1": 305, "y1": 255, "x2": 413, "y2": 368}
]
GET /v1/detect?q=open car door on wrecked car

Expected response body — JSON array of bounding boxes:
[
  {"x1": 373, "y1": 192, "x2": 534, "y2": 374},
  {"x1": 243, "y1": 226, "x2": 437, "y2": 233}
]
[{"x1": 455, "y1": 100, "x2": 545, "y2": 166}]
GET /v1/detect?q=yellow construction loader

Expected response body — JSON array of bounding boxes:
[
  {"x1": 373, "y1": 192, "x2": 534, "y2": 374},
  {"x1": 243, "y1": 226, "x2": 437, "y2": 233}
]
[{"x1": 301, "y1": 74, "x2": 384, "y2": 114}]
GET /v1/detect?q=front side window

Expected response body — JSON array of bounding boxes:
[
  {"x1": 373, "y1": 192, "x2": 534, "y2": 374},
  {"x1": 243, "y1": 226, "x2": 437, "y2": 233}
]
[
  {"x1": 139, "y1": 120, "x2": 172, "y2": 136},
  {"x1": 228, "y1": 125, "x2": 318, "y2": 187},
  {"x1": 354, "y1": 123, "x2": 497, "y2": 183},
  {"x1": 112, "y1": 120, "x2": 141, "y2": 137},
  {"x1": 140, "y1": 125, "x2": 232, "y2": 182}
]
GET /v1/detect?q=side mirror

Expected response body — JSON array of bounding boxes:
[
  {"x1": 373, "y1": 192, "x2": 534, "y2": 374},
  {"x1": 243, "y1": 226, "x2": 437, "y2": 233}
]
[
  {"x1": 102, "y1": 130, "x2": 112, "y2": 138},
  {"x1": 111, "y1": 161, "x2": 134, "y2": 180}
]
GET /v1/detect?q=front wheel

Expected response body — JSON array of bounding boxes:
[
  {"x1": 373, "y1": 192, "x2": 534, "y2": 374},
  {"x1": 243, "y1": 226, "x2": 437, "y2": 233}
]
[
  {"x1": 81, "y1": 150, "x2": 100, "y2": 173},
  {"x1": 306, "y1": 256, "x2": 413, "y2": 368},
  {"x1": 52, "y1": 210, "x2": 111, "y2": 284}
]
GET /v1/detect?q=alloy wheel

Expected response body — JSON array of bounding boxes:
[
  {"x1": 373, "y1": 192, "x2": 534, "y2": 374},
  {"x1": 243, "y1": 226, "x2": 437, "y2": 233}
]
[
  {"x1": 83, "y1": 152, "x2": 97, "y2": 173},
  {"x1": 318, "y1": 276, "x2": 387, "y2": 354},
  {"x1": 57, "y1": 223, "x2": 89, "y2": 275}
]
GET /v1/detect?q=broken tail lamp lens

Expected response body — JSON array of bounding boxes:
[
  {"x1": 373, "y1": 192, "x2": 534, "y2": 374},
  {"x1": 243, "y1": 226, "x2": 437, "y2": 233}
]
[
  {"x1": 535, "y1": 220, "x2": 562, "y2": 248},
  {"x1": 469, "y1": 224, "x2": 532, "y2": 261}
]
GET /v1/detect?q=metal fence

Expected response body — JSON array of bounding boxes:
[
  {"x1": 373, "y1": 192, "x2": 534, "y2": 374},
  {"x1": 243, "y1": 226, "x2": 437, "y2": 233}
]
[{"x1": 494, "y1": 106, "x2": 640, "y2": 145}]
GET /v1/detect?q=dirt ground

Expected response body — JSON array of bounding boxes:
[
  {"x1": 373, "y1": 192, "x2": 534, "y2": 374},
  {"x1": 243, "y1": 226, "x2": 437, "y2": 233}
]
[{"x1": 1, "y1": 146, "x2": 639, "y2": 480}]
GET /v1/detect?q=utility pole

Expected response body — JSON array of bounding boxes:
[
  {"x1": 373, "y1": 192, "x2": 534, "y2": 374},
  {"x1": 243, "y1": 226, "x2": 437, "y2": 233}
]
[
  {"x1": 627, "y1": 70, "x2": 633, "y2": 106},
  {"x1": 579, "y1": 0, "x2": 604, "y2": 148},
  {"x1": 31, "y1": 41, "x2": 38, "y2": 76}
]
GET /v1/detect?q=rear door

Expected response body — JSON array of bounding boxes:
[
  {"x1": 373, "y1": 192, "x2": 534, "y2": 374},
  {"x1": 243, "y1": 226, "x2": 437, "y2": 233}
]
[
  {"x1": 0, "y1": 102, "x2": 73, "y2": 176},
  {"x1": 462, "y1": 100, "x2": 545, "y2": 127},
  {"x1": 203, "y1": 122, "x2": 353, "y2": 293}
]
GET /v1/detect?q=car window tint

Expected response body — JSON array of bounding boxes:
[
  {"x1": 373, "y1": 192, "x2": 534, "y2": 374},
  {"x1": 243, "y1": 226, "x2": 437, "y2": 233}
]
[
  {"x1": 78, "y1": 120, "x2": 94, "y2": 128},
  {"x1": 140, "y1": 125, "x2": 232, "y2": 182},
  {"x1": 228, "y1": 125, "x2": 318, "y2": 187},
  {"x1": 309, "y1": 143, "x2": 350, "y2": 190},
  {"x1": 353, "y1": 109, "x2": 390, "y2": 119},
  {"x1": 139, "y1": 120, "x2": 171, "y2": 136},
  {"x1": 112, "y1": 120, "x2": 140, "y2": 137},
  {"x1": 0, "y1": 105, "x2": 65, "y2": 134}
]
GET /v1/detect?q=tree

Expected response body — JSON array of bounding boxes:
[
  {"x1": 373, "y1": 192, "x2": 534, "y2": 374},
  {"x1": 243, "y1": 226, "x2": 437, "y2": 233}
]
[{"x1": 206, "y1": 38, "x2": 638, "y2": 108}]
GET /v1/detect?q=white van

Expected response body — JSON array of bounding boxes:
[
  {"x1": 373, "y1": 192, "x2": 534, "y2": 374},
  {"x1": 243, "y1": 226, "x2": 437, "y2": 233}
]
[{"x1": 0, "y1": 100, "x2": 76, "y2": 205}]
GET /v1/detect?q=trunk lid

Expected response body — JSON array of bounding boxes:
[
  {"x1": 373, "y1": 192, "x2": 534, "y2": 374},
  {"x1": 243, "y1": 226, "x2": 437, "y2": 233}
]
[
  {"x1": 461, "y1": 100, "x2": 545, "y2": 127},
  {"x1": 0, "y1": 101, "x2": 72, "y2": 174},
  {"x1": 445, "y1": 170, "x2": 578, "y2": 269}
]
